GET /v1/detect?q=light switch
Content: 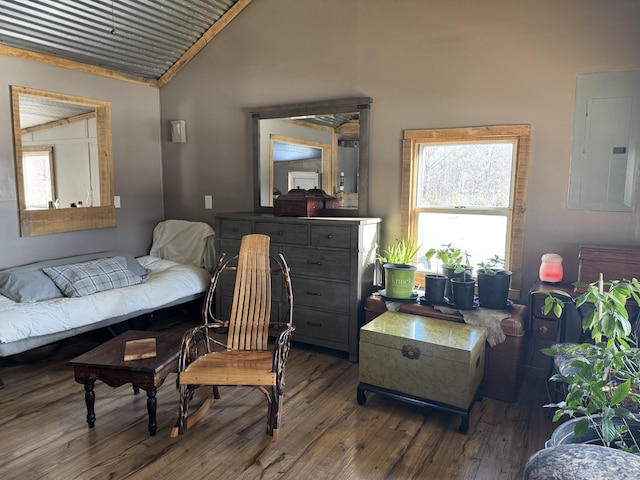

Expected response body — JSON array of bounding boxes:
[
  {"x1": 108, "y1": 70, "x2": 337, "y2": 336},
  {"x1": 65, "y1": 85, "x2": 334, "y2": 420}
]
[
  {"x1": 204, "y1": 195, "x2": 212, "y2": 209},
  {"x1": 114, "y1": 196, "x2": 121, "y2": 208}
]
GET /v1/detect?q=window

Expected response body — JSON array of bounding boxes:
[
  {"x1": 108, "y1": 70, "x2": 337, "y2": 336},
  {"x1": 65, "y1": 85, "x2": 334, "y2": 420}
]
[
  {"x1": 401, "y1": 125, "x2": 531, "y2": 296},
  {"x1": 21, "y1": 147, "x2": 55, "y2": 209}
]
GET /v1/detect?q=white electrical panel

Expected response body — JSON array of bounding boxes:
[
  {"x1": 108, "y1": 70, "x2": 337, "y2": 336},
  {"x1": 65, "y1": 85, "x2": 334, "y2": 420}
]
[{"x1": 569, "y1": 70, "x2": 640, "y2": 212}]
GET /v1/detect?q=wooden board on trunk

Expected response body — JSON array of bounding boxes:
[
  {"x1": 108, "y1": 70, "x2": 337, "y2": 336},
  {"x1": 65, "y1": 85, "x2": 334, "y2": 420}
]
[{"x1": 124, "y1": 338, "x2": 156, "y2": 361}]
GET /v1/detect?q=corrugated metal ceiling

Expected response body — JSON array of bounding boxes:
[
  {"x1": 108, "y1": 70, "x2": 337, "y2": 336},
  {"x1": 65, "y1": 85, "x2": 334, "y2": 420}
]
[{"x1": 0, "y1": 0, "x2": 244, "y2": 85}]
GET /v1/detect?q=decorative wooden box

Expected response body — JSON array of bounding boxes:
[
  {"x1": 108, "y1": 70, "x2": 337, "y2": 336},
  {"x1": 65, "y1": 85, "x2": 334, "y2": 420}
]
[
  {"x1": 273, "y1": 188, "x2": 324, "y2": 217},
  {"x1": 357, "y1": 311, "x2": 487, "y2": 433},
  {"x1": 578, "y1": 244, "x2": 640, "y2": 284},
  {"x1": 306, "y1": 188, "x2": 339, "y2": 209},
  {"x1": 364, "y1": 295, "x2": 527, "y2": 402}
]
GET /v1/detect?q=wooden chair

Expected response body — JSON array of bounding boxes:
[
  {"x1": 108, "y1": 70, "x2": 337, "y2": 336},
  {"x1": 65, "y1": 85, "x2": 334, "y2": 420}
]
[{"x1": 170, "y1": 234, "x2": 294, "y2": 438}]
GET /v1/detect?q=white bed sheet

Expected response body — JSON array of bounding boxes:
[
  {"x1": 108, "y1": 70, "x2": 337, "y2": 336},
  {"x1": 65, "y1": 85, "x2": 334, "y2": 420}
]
[{"x1": 0, "y1": 255, "x2": 210, "y2": 345}]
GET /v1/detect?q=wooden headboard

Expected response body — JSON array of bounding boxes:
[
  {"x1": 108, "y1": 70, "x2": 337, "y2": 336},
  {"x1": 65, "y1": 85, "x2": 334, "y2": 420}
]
[{"x1": 578, "y1": 244, "x2": 640, "y2": 284}]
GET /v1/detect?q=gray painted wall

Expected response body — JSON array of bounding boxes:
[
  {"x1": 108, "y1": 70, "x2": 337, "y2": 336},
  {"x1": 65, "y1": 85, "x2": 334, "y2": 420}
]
[
  {"x1": 1, "y1": 0, "x2": 639, "y2": 304},
  {"x1": 159, "y1": 0, "x2": 640, "y2": 302},
  {"x1": 0, "y1": 55, "x2": 164, "y2": 269}
]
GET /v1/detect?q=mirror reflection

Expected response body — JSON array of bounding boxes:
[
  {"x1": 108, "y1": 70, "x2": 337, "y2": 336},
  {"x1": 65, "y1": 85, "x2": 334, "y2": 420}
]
[
  {"x1": 18, "y1": 95, "x2": 100, "y2": 209},
  {"x1": 271, "y1": 137, "x2": 324, "y2": 196},
  {"x1": 11, "y1": 86, "x2": 115, "y2": 236},
  {"x1": 252, "y1": 97, "x2": 371, "y2": 216}
]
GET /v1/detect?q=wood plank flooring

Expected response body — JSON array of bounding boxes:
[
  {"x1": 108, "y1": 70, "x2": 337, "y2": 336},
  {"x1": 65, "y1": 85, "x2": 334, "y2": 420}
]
[{"x1": 0, "y1": 304, "x2": 556, "y2": 479}]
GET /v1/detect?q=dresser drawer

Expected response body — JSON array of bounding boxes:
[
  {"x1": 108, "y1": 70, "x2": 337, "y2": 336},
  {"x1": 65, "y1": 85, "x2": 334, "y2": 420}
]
[
  {"x1": 294, "y1": 307, "x2": 348, "y2": 344},
  {"x1": 219, "y1": 219, "x2": 253, "y2": 239},
  {"x1": 532, "y1": 318, "x2": 559, "y2": 340},
  {"x1": 310, "y1": 225, "x2": 351, "y2": 249},
  {"x1": 282, "y1": 246, "x2": 350, "y2": 280},
  {"x1": 218, "y1": 239, "x2": 242, "y2": 259},
  {"x1": 255, "y1": 222, "x2": 308, "y2": 245},
  {"x1": 294, "y1": 277, "x2": 350, "y2": 312}
]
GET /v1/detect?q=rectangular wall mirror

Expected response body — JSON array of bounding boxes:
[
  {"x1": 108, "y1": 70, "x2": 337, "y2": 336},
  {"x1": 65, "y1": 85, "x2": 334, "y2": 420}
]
[
  {"x1": 11, "y1": 86, "x2": 116, "y2": 236},
  {"x1": 251, "y1": 97, "x2": 372, "y2": 216}
]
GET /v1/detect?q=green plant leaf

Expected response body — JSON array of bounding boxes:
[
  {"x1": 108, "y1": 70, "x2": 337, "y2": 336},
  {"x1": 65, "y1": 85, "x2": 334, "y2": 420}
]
[
  {"x1": 574, "y1": 417, "x2": 590, "y2": 437},
  {"x1": 611, "y1": 379, "x2": 632, "y2": 405},
  {"x1": 553, "y1": 302, "x2": 563, "y2": 319},
  {"x1": 601, "y1": 417, "x2": 618, "y2": 445},
  {"x1": 378, "y1": 238, "x2": 423, "y2": 265}
]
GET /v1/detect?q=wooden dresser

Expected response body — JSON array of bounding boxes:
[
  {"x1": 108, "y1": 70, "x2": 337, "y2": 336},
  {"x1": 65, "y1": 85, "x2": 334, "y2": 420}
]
[
  {"x1": 527, "y1": 244, "x2": 640, "y2": 372},
  {"x1": 214, "y1": 212, "x2": 381, "y2": 361}
]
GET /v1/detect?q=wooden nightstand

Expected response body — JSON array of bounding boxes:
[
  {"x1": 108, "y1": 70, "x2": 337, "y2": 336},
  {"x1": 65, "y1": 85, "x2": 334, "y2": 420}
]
[{"x1": 527, "y1": 282, "x2": 575, "y2": 372}]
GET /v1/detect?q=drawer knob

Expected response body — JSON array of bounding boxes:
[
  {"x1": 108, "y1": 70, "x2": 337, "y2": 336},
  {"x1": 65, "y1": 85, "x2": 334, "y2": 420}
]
[
  {"x1": 232, "y1": 227, "x2": 239, "y2": 232},
  {"x1": 327, "y1": 234, "x2": 333, "y2": 239},
  {"x1": 307, "y1": 260, "x2": 322, "y2": 265},
  {"x1": 402, "y1": 345, "x2": 420, "y2": 360},
  {"x1": 277, "y1": 231, "x2": 284, "y2": 236},
  {"x1": 307, "y1": 321, "x2": 322, "y2": 327},
  {"x1": 538, "y1": 325, "x2": 549, "y2": 336},
  {"x1": 306, "y1": 291, "x2": 322, "y2": 296}
]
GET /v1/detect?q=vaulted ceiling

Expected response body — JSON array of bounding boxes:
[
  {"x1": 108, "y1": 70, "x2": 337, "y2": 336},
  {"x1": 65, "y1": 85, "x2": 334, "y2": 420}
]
[{"x1": 0, "y1": 0, "x2": 253, "y2": 87}]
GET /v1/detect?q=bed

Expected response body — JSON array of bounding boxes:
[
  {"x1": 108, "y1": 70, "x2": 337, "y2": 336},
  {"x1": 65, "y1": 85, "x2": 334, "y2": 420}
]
[{"x1": 0, "y1": 220, "x2": 214, "y2": 357}]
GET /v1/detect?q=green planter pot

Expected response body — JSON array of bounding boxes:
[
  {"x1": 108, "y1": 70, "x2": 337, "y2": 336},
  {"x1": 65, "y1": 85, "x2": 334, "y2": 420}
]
[{"x1": 383, "y1": 263, "x2": 417, "y2": 299}]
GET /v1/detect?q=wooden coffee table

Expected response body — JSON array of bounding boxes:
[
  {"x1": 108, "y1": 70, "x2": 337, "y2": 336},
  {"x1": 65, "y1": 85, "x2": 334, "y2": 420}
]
[{"x1": 68, "y1": 330, "x2": 181, "y2": 436}]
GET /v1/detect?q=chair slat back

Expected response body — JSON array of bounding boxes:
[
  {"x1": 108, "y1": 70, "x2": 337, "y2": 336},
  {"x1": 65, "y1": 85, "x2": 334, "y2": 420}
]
[{"x1": 227, "y1": 234, "x2": 271, "y2": 350}]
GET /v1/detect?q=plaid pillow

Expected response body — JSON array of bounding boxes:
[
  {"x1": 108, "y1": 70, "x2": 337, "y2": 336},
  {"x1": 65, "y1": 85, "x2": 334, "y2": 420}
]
[{"x1": 42, "y1": 256, "x2": 144, "y2": 298}]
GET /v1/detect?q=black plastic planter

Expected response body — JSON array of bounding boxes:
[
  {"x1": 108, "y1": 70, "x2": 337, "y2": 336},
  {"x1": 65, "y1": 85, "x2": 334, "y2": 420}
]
[
  {"x1": 442, "y1": 266, "x2": 473, "y2": 300},
  {"x1": 424, "y1": 274, "x2": 447, "y2": 304},
  {"x1": 476, "y1": 269, "x2": 512, "y2": 309},
  {"x1": 450, "y1": 278, "x2": 476, "y2": 310}
]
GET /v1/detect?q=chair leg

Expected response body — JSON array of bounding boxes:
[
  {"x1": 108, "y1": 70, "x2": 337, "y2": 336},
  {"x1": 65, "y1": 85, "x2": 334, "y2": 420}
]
[
  {"x1": 270, "y1": 386, "x2": 282, "y2": 439},
  {"x1": 171, "y1": 385, "x2": 215, "y2": 437},
  {"x1": 171, "y1": 385, "x2": 192, "y2": 437}
]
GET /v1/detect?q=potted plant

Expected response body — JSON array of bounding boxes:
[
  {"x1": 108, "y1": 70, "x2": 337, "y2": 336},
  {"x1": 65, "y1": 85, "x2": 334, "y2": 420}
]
[
  {"x1": 539, "y1": 276, "x2": 640, "y2": 454},
  {"x1": 377, "y1": 238, "x2": 421, "y2": 299},
  {"x1": 449, "y1": 250, "x2": 475, "y2": 309},
  {"x1": 425, "y1": 243, "x2": 471, "y2": 300},
  {"x1": 423, "y1": 244, "x2": 458, "y2": 304},
  {"x1": 476, "y1": 255, "x2": 512, "y2": 309}
]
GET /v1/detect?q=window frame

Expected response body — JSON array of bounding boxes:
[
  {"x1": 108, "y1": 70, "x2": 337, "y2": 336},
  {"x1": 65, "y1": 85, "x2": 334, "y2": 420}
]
[
  {"x1": 21, "y1": 146, "x2": 56, "y2": 209},
  {"x1": 401, "y1": 125, "x2": 531, "y2": 297}
]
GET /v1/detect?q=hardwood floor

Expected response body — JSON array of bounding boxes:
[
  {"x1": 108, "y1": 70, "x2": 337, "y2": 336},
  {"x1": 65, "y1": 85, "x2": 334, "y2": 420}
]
[{"x1": 0, "y1": 305, "x2": 556, "y2": 479}]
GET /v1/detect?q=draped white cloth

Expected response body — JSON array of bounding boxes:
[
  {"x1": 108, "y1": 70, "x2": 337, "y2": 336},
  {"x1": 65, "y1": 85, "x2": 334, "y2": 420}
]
[{"x1": 150, "y1": 219, "x2": 215, "y2": 271}]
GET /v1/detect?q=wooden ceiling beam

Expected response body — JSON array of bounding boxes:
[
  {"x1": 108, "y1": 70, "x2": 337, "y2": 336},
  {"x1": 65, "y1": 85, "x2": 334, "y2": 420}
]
[
  {"x1": 0, "y1": 44, "x2": 158, "y2": 88},
  {"x1": 157, "y1": 0, "x2": 254, "y2": 88}
]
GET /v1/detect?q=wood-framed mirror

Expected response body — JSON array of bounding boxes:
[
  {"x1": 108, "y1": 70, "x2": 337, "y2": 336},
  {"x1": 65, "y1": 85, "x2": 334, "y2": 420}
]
[
  {"x1": 251, "y1": 97, "x2": 372, "y2": 216},
  {"x1": 11, "y1": 86, "x2": 116, "y2": 237}
]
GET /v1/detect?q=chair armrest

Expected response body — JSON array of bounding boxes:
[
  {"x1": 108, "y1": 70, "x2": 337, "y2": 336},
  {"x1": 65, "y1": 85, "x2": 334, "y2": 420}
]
[
  {"x1": 272, "y1": 324, "x2": 295, "y2": 394},
  {"x1": 176, "y1": 325, "x2": 210, "y2": 374},
  {"x1": 269, "y1": 321, "x2": 293, "y2": 331},
  {"x1": 205, "y1": 318, "x2": 230, "y2": 329},
  {"x1": 176, "y1": 324, "x2": 229, "y2": 375}
]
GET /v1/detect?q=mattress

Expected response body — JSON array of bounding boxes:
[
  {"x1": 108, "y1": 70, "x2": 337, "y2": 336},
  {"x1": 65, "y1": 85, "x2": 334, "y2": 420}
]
[{"x1": 0, "y1": 255, "x2": 210, "y2": 348}]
